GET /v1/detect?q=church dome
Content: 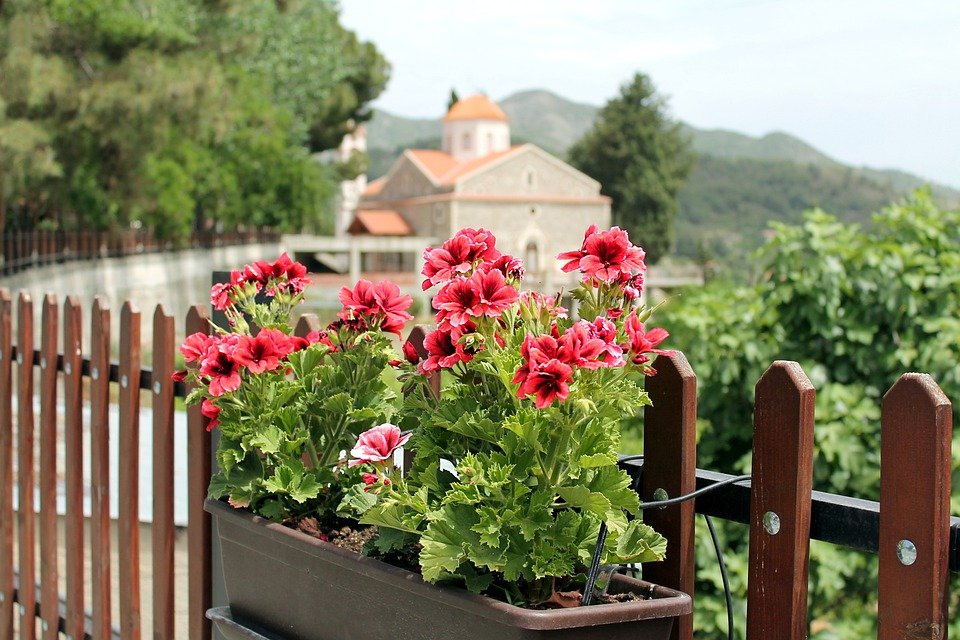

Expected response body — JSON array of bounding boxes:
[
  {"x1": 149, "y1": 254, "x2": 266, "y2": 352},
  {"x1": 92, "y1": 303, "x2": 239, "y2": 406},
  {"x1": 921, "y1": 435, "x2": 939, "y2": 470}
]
[{"x1": 443, "y1": 94, "x2": 509, "y2": 122}]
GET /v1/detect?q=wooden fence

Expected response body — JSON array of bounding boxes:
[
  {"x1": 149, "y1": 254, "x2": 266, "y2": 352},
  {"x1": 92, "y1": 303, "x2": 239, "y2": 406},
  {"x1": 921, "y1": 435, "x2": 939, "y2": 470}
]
[
  {"x1": 0, "y1": 229, "x2": 280, "y2": 277},
  {"x1": 0, "y1": 288, "x2": 954, "y2": 639}
]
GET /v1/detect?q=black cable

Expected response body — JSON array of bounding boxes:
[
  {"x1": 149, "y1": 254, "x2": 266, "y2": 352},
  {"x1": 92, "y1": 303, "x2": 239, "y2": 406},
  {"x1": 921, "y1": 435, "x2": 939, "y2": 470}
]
[
  {"x1": 638, "y1": 474, "x2": 752, "y2": 510},
  {"x1": 580, "y1": 521, "x2": 608, "y2": 606},
  {"x1": 705, "y1": 514, "x2": 735, "y2": 640}
]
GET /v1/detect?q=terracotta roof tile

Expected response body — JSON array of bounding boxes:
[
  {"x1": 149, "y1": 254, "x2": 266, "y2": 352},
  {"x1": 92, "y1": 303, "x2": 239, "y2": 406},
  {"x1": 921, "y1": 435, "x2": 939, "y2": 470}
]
[
  {"x1": 407, "y1": 149, "x2": 459, "y2": 182},
  {"x1": 437, "y1": 145, "x2": 523, "y2": 184},
  {"x1": 347, "y1": 210, "x2": 413, "y2": 236},
  {"x1": 443, "y1": 94, "x2": 509, "y2": 122}
]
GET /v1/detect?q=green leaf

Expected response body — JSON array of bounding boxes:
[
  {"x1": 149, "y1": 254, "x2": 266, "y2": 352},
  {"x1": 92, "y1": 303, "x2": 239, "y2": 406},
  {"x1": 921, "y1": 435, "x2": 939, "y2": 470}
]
[
  {"x1": 420, "y1": 520, "x2": 468, "y2": 582},
  {"x1": 607, "y1": 520, "x2": 668, "y2": 564},
  {"x1": 557, "y1": 485, "x2": 611, "y2": 517},
  {"x1": 248, "y1": 424, "x2": 284, "y2": 455},
  {"x1": 337, "y1": 483, "x2": 379, "y2": 516}
]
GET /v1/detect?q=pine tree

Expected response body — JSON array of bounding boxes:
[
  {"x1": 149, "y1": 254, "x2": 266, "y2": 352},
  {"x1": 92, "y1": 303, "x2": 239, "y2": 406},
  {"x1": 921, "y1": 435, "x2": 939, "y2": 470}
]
[{"x1": 568, "y1": 73, "x2": 693, "y2": 264}]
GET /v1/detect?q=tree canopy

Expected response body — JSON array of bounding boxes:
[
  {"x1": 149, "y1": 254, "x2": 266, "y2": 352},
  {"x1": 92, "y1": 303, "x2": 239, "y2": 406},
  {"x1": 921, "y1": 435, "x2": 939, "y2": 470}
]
[
  {"x1": 568, "y1": 72, "x2": 693, "y2": 264},
  {"x1": 0, "y1": 0, "x2": 389, "y2": 239},
  {"x1": 657, "y1": 191, "x2": 960, "y2": 637}
]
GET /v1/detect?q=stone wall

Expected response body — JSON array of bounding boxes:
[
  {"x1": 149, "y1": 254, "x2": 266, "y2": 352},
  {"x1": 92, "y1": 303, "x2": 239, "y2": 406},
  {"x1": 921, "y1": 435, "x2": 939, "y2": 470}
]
[{"x1": 0, "y1": 243, "x2": 281, "y2": 350}]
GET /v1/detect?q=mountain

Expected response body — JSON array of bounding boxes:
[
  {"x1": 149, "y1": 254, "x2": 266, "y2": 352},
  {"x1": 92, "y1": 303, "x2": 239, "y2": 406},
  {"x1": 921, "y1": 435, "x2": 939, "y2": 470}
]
[{"x1": 363, "y1": 89, "x2": 959, "y2": 263}]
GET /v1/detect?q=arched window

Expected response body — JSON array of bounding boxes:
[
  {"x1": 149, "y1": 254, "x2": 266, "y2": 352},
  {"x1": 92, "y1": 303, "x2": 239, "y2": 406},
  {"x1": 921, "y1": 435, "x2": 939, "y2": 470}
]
[
  {"x1": 487, "y1": 132, "x2": 494, "y2": 151},
  {"x1": 462, "y1": 132, "x2": 471, "y2": 150},
  {"x1": 525, "y1": 241, "x2": 540, "y2": 272}
]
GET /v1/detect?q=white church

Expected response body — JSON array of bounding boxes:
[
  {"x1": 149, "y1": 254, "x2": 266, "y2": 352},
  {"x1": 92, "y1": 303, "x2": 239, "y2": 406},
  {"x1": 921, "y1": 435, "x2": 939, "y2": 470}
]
[{"x1": 347, "y1": 94, "x2": 612, "y2": 291}]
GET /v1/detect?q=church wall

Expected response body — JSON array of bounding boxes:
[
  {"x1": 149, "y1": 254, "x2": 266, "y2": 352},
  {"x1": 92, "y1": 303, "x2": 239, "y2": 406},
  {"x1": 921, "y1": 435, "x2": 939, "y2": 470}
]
[
  {"x1": 458, "y1": 147, "x2": 599, "y2": 198},
  {"x1": 375, "y1": 157, "x2": 440, "y2": 201},
  {"x1": 454, "y1": 199, "x2": 610, "y2": 290},
  {"x1": 443, "y1": 120, "x2": 510, "y2": 161}
]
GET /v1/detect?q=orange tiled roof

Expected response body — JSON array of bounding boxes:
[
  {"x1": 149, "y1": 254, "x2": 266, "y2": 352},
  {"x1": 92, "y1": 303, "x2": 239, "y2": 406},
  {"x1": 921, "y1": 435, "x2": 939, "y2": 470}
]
[
  {"x1": 405, "y1": 146, "x2": 524, "y2": 186},
  {"x1": 407, "y1": 149, "x2": 460, "y2": 182},
  {"x1": 347, "y1": 210, "x2": 413, "y2": 236},
  {"x1": 443, "y1": 94, "x2": 508, "y2": 122}
]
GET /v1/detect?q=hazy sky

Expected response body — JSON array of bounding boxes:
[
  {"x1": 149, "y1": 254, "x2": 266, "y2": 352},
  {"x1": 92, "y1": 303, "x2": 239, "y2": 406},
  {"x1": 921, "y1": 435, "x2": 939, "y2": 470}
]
[{"x1": 340, "y1": 1, "x2": 960, "y2": 187}]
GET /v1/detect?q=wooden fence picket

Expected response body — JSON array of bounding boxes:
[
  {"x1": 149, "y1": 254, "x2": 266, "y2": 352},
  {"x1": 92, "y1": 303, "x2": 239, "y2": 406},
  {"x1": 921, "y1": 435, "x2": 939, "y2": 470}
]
[
  {"x1": 90, "y1": 296, "x2": 112, "y2": 640},
  {"x1": 186, "y1": 305, "x2": 212, "y2": 640},
  {"x1": 17, "y1": 293, "x2": 36, "y2": 640},
  {"x1": 746, "y1": 361, "x2": 815, "y2": 640},
  {"x1": 294, "y1": 314, "x2": 321, "y2": 337},
  {"x1": 118, "y1": 301, "x2": 142, "y2": 640},
  {"x1": 642, "y1": 351, "x2": 697, "y2": 640},
  {"x1": 62, "y1": 296, "x2": 85, "y2": 640},
  {"x1": 877, "y1": 374, "x2": 952, "y2": 639},
  {"x1": 0, "y1": 290, "x2": 12, "y2": 639},
  {"x1": 152, "y1": 305, "x2": 176, "y2": 640},
  {"x1": 38, "y1": 295, "x2": 58, "y2": 640}
]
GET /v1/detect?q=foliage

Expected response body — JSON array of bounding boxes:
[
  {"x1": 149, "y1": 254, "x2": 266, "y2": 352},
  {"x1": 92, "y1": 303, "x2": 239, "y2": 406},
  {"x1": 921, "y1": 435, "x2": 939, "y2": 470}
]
[
  {"x1": 567, "y1": 73, "x2": 694, "y2": 264},
  {"x1": 0, "y1": 0, "x2": 387, "y2": 237},
  {"x1": 179, "y1": 253, "x2": 412, "y2": 523},
  {"x1": 351, "y1": 226, "x2": 673, "y2": 607},
  {"x1": 657, "y1": 191, "x2": 960, "y2": 638}
]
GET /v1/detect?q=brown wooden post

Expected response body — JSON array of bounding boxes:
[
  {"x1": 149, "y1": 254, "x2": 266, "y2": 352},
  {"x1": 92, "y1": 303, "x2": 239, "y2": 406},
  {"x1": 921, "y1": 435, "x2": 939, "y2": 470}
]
[
  {"x1": 63, "y1": 296, "x2": 85, "y2": 640},
  {"x1": 0, "y1": 289, "x2": 12, "y2": 639},
  {"x1": 17, "y1": 292, "x2": 36, "y2": 640},
  {"x1": 642, "y1": 351, "x2": 697, "y2": 640},
  {"x1": 152, "y1": 304, "x2": 176, "y2": 640},
  {"x1": 90, "y1": 296, "x2": 112, "y2": 640},
  {"x1": 118, "y1": 301, "x2": 142, "y2": 640},
  {"x1": 405, "y1": 325, "x2": 439, "y2": 398},
  {"x1": 186, "y1": 305, "x2": 212, "y2": 640},
  {"x1": 877, "y1": 374, "x2": 952, "y2": 640},
  {"x1": 294, "y1": 313, "x2": 321, "y2": 338},
  {"x1": 38, "y1": 295, "x2": 58, "y2": 640},
  {"x1": 746, "y1": 361, "x2": 815, "y2": 640}
]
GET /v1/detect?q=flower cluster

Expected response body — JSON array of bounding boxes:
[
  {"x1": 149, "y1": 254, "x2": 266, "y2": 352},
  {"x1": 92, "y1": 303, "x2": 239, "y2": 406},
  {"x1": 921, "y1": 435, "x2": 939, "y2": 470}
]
[
  {"x1": 180, "y1": 254, "x2": 413, "y2": 522},
  {"x1": 351, "y1": 225, "x2": 675, "y2": 608}
]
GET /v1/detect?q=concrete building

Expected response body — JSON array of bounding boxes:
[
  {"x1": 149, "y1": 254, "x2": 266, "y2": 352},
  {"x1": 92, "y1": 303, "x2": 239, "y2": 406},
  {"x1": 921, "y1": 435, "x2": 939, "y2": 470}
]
[{"x1": 355, "y1": 94, "x2": 611, "y2": 291}]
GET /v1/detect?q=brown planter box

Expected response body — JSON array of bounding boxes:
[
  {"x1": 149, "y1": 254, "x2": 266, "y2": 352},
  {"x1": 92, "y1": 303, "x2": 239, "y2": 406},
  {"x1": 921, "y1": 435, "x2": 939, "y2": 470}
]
[{"x1": 207, "y1": 499, "x2": 691, "y2": 640}]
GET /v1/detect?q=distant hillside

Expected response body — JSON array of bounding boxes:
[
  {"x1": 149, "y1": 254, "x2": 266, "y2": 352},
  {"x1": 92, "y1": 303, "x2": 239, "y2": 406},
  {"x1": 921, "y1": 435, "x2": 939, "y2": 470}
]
[{"x1": 363, "y1": 89, "x2": 959, "y2": 262}]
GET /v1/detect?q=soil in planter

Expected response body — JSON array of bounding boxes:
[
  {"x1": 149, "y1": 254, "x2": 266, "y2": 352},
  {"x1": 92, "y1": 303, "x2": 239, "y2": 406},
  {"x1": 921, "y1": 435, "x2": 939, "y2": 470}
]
[{"x1": 293, "y1": 516, "x2": 377, "y2": 554}]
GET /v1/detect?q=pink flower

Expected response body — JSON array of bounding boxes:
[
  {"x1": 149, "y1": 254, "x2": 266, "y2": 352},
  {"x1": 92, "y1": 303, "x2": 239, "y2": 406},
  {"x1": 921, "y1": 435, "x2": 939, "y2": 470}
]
[
  {"x1": 624, "y1": 310, "x2": 673, "y2": 365},
  {"x1": 419, "y1": 324, "x2": 474, "y2": 373},
  {"x1": 210, "y1": 283, "x2": 235, "y2": 311},
  {"x1": 180, "y1": 332, "x2": 216, "y2": 363},
  {"x1": 362, "y1": 472, "x2": 378, "y2": 485},
  {"x1": 199, "y1": 348, "x2": 242, "y2": 396},
  {"x1": 558, "y1": 226, "x2": 646, "y2": 284},
  {"x1": 338, "y1": 279, "x2": 413, "y2": 335},
  {"x1": 557, "y1": 321, "x2": 607, "y2": 370},
  {"x1": 421, "y1": 228, "x2": 501, "y2": 290},
  {"x1": 517, "y1": 358, "x2": 574, "y2": 409},
  {"x1": 201, "y1": 399, "x2": 220, "y2": 432},
  {"x1": 511, "y1": 334, "x2": 561, "y2": 390},
  {"x1": 469, "y1": 268, "x2": 519, "y2": 319},
  {"x1": 586, "y1": 317, "x2": 626, "y2": 367},
  {"x1": 432, "y1": 278, "x2": 480, "y2": 328},
  {"x1": 233, "y1": 329, "x2": 294, "y2": 374},
  {"x1": 372, "y1": 280, "x2": 414, "y2": 335},
  {"x1": 487, "y1": 254, "x2": 525, "y2": 282},
  {"x1": 348, "y1": 424, "x2": 411, "y2": 467}
]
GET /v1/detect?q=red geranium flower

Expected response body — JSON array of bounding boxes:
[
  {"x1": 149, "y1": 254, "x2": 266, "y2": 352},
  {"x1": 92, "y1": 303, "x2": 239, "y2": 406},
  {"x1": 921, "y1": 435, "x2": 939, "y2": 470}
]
[
  {"x1": 338, "y1": 279, "x2": 413, "y2": 335},
  {"x1": 402, "y1": 341, "x2": 421, "y2": 364},
  {"x1": 433, "y1": 278, "x2": 481, "y2": 328},
  {"x1": 557, "y1": 321, "x2": 607, "y2": 370},
  {"x1": 201, "y1": 399, "x2": 221, "y2": 431},
  {"x1": 517, "y1": 358, "x2": 574, "y2": 409},
  {"x1": 586, "y1": 317, "x2": 626, "y2": 367},
  {"x1": 421, "y1": 228, "x2": 501, "y2": 290},
  {"x1": 180, "y1": 332, "x2": 216, "y2": 363},
  {"x1": 511, "y1": 334, "x2": 561, "y2": 389},
  {"x1": 557, "y1": 226, "x2": 646, "y2": 284},
  {"x1": 200, "y1": 348, "x2": 242, "y2": 397},
  {"x1": 233, "y1": 329, "x2": 294, "y2": 374},
  {"x1": 624, "y1": 310, "x2": 673, "y2": 365},
  {"x1": 419, "y1": 324, "x2": 475, "y2": 373},
  {"x1": 469, "y1": 268, "x2": 519, "y2": 319}
]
